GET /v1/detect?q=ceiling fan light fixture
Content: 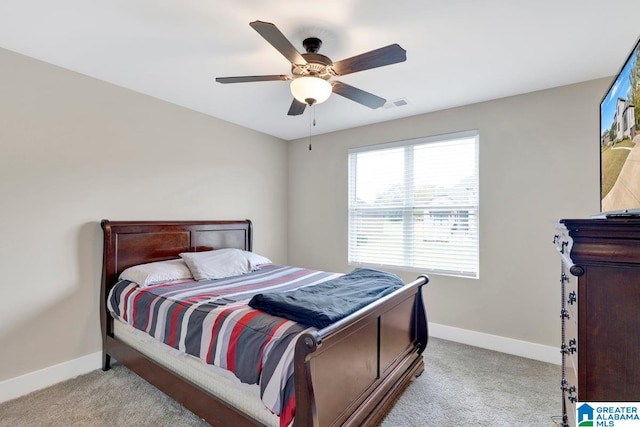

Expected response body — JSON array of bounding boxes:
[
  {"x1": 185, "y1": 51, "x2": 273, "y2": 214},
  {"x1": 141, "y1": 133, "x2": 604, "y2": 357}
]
[{"x1": 290, "y1": 76, "x2": 332, "y2": 106}]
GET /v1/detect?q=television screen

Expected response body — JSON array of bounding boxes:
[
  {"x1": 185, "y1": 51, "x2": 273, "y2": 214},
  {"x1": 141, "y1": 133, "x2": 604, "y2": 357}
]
[{"x1": 600, "y1": 35, "x2": 640, "y2": 215}]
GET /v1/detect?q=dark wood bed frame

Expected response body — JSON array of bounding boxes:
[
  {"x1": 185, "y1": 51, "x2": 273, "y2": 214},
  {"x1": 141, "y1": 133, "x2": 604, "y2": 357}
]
[{"x1": 101, "y1": 219, "x2": 429, "y2": 427}]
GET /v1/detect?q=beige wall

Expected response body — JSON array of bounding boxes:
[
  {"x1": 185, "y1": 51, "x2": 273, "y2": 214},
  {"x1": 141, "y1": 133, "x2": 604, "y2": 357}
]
[
  {"x1": 0, "y1": 47, "x2": 288, "y2": 381},
  {"x1": 287, "y1": 78, "x2": 608, "y2": 348}
]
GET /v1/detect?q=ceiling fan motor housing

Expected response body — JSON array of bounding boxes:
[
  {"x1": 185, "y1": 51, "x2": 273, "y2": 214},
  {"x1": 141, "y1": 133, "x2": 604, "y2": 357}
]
[{"x1": 293, "y1": 54, "x2": 334, "y2": 80}]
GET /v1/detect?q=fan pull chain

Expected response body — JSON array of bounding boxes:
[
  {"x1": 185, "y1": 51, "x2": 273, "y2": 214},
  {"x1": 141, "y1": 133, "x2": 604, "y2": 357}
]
[
  {"x1": 308, "y1": 111, "x2": 312, "y2": 151},
  {"x1": 309, "y1": 106, "x2": 317, "y2": 151}
]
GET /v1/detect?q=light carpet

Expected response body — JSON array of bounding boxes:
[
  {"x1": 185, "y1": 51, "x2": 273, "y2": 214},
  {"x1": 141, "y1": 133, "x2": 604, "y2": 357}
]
[{"x1": 0, "y1": 338, "x2": 561, "y2": 426}]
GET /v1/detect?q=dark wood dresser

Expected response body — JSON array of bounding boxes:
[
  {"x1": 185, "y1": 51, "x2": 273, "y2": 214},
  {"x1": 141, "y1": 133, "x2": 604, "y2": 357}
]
[{"x1": 554, "y1": 218, "x2": 640, "y2": 427}]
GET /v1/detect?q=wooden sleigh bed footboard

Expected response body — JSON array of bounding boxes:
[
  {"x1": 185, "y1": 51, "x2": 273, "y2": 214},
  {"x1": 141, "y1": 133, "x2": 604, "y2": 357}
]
[
  {"x1": 293, "y1": 274, "x2": 428, "y2": 426},
  {"x1": 101, "y1": 219, "x2": 429, "y2": 427}
]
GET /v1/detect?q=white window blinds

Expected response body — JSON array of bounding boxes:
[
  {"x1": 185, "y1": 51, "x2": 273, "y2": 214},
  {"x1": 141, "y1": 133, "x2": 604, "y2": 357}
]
[{"x1": 348, "y1": 130, "x2": 479, "y2": 278}]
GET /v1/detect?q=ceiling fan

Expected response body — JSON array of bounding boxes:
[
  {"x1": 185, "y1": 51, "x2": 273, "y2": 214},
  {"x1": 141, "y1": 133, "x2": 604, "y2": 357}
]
[{"x1": 215, "y1": 21, "x2": 407, "y2": 116}]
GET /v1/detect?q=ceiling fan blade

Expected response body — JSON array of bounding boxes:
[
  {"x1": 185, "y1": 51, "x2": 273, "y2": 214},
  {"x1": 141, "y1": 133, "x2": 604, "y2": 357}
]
[
  {"x1": 216, "y1": 75, "x2": 291, "y2": 84},
  {"x1": 249, "y1": 21, "x2": 307, "y2": 65},
  {"x1": 287, "y1": 99, "x2": 307, "y2": 116},
  {"x1": 332, "y1": 44, "x2": 406, "y2": 76},
  {"x1": 332, "y1": 81, "x2": 386, "y2": 109}
]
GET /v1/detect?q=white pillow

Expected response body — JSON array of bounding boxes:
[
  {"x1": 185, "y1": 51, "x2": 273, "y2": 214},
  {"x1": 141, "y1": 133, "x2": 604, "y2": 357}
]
[
  {"x1": 240, "y1": 250, "x2": 272, "y2": 267},
  {"x1": 180, "y1": 248, "x2": 271, "y2": 281},
  {"x1": 119, "y1": 259, "x2": 193, "y2": 287}
]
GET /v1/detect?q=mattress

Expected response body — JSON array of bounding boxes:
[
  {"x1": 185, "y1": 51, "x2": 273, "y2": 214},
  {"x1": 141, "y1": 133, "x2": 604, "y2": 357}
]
[{"x1": 113, "y1": 319, "x2": 279, "y2": 426}]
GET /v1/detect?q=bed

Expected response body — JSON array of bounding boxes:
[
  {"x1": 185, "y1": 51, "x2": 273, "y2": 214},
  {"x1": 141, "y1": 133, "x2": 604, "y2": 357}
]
[{"x1": 100, "y1": 219, "x2": 429, "y2": 427}]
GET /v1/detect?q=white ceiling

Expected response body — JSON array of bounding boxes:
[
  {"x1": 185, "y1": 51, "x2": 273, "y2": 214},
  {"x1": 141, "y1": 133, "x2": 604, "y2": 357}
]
[{"x1": 1, "y1": 0, "x2": 639, "y2": 141}]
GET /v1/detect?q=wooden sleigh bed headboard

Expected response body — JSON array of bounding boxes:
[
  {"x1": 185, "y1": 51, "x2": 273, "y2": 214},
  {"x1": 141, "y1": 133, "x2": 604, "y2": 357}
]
[
  {"x1": 101, "y1": 219, "x2": 252, "y2": 294},
  {"x1": 100, "y1": 219, "x2": 429, "y2": 427}
]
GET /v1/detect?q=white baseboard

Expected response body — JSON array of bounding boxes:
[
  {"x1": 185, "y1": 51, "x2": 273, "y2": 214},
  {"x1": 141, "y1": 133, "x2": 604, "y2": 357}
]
[
  {"x1": 0, "y1": 351, "x2": 102, "y2": 404},
  {"x1": 428, "y1": 322, "x2": 561, "y2": 365}
]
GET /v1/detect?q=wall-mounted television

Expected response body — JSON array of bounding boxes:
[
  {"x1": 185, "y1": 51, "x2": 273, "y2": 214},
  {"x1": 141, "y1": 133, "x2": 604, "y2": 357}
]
[{"x1": 600, "y1": 34, "x2": 640, "y2": 217}]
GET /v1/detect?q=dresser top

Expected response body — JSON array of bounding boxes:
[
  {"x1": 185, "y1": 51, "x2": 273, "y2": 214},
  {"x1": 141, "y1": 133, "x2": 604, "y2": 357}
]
[
  {"x1": 557, "y1": 218, "x2": 640, "y2": 265},
  {"x1": 559, "y1": 218, "x2": 640, "y2": 239}
]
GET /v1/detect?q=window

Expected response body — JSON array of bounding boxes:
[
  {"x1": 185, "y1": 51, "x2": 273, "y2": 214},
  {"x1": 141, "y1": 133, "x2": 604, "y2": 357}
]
[{"x1": 348, "y1": 130, "x2": 479, "y2": 278}]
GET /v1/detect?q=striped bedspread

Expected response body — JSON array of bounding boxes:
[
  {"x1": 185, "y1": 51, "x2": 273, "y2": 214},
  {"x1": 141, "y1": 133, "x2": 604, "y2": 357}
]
[{"x1": 107, "y1": 264, "x2": 341, "y2": 427}]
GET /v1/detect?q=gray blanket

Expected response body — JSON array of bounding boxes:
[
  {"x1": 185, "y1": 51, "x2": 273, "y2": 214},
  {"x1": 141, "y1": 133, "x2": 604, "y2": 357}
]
[{"x1": 248, "y1": 267, "x2": 403, "y2": 328}]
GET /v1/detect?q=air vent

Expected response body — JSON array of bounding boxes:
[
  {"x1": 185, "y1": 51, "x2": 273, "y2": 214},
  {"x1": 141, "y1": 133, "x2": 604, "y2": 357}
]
[{"x1": 383, "y1": 98, "x2": 408, "y2": 109}]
